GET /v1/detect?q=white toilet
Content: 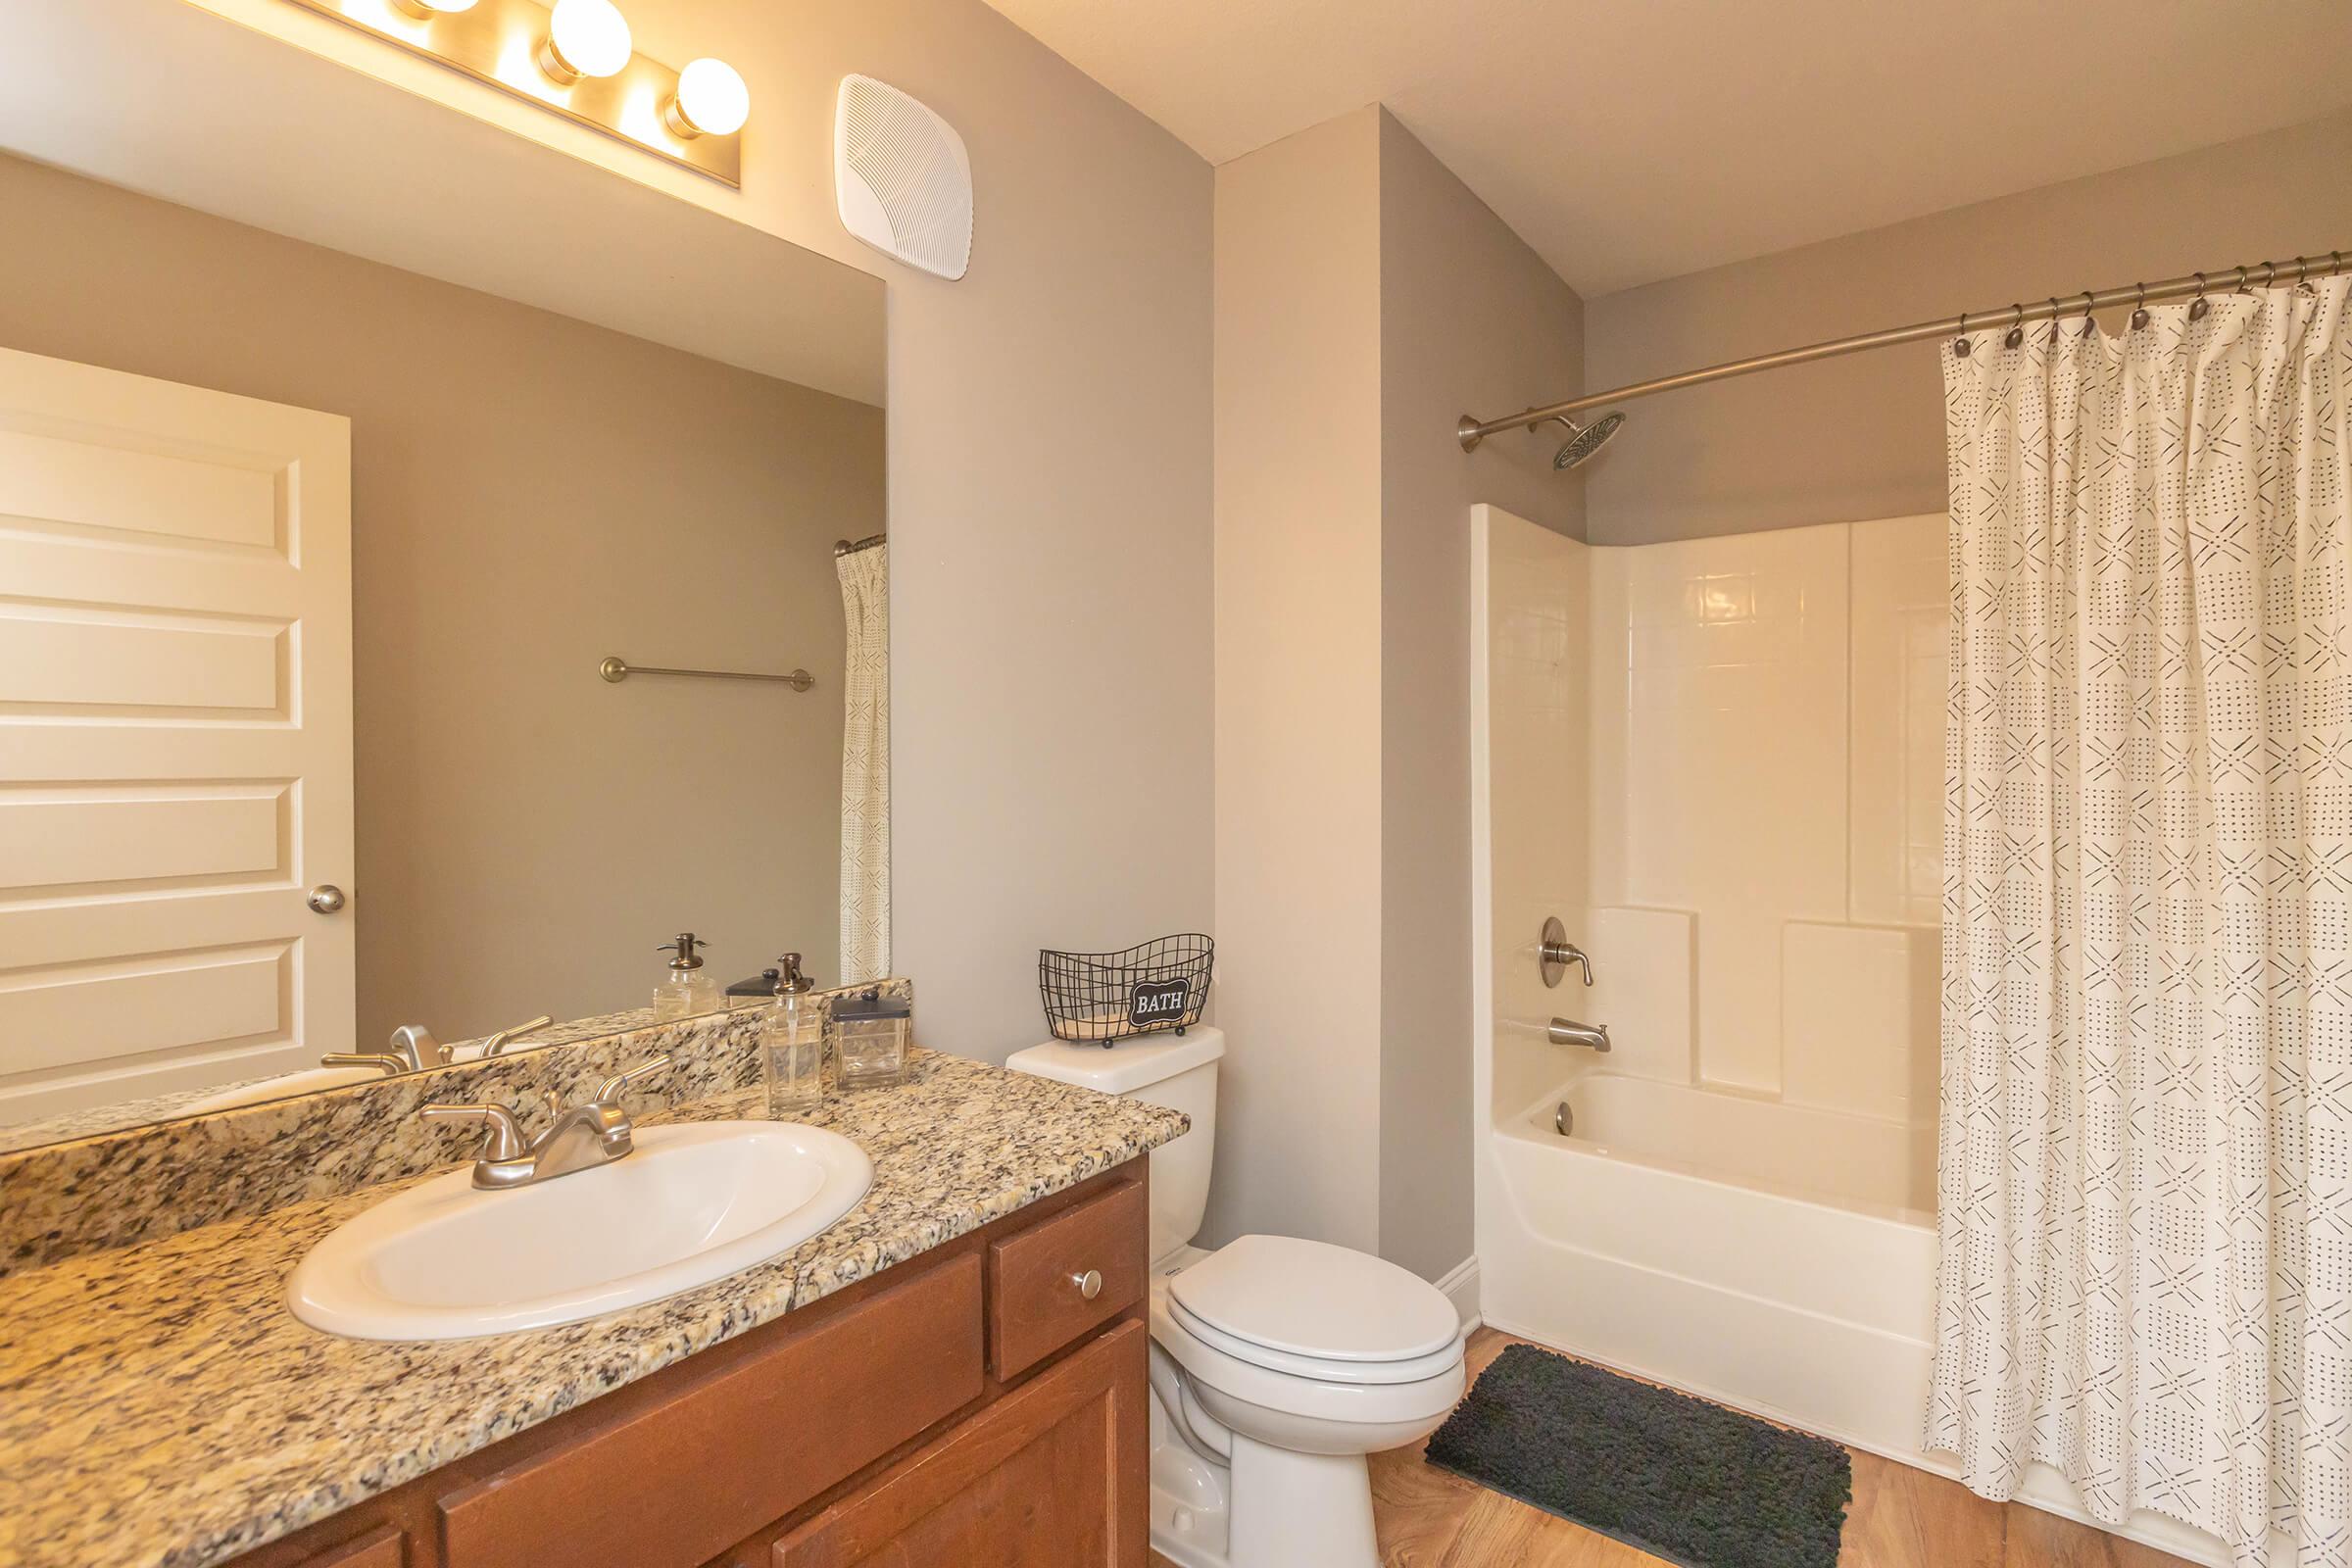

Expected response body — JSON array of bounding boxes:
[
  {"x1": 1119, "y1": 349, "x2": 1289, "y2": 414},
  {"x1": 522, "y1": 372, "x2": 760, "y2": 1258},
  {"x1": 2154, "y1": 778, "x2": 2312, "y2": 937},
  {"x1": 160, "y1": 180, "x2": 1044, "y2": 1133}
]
[{"x1": 1007, "y1": 1027, "x2": 1466, "y2": 1568}]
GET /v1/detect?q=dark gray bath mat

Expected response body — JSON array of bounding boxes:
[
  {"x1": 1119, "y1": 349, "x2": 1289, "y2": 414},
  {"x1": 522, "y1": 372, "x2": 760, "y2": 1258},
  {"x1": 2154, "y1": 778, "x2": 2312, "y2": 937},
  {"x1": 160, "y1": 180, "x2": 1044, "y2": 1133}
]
[{"x1": 1423, "y1": 1343, "x2": 1851, "y2": 1568}]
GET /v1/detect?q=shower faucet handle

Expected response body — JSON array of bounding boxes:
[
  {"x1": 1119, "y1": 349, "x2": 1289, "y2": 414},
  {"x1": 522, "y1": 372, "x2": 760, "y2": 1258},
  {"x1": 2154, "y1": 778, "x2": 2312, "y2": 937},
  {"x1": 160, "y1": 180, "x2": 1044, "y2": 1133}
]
[{"x1": 1538, "y1": 916, "x2": 1593, "y2": 989}]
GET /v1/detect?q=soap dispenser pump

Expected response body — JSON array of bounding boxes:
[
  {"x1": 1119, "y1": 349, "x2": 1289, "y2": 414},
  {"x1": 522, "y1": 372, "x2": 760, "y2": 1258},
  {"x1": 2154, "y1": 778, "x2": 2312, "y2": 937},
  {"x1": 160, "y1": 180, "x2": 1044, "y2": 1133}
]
[{"x1": 653, "y1": 932, "x2": 721, "y2": 1021}]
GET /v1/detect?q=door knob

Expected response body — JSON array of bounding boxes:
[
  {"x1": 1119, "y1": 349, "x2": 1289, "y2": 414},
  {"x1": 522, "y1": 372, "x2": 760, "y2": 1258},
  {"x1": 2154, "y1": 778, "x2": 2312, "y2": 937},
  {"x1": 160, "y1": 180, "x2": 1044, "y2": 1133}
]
[
  {"x1": 307, "y1": 884, "x2": 347, "y2": 914},
  {"x1": 1071, "y1": 1268, "x2": 1102, "y2": 1300}
]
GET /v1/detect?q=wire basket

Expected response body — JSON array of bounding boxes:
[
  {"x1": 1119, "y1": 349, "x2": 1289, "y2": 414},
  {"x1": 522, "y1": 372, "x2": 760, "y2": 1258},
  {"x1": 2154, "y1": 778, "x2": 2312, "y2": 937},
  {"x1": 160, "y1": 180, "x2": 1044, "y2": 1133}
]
[{"x1": 1038, "y1": 934, "x2": 1214, "y2": 1046}]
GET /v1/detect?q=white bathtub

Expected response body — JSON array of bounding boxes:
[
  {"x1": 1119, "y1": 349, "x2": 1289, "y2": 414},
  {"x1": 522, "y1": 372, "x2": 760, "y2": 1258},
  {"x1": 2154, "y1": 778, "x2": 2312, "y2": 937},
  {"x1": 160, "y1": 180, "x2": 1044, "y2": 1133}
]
[
  {"x1": 1541, "y1": 1069, "x2": 1935, "y2": 1221},
  {"x1": 1482, "y1": 1072, "x2": 1938, "y2": 1446},
  {"x1": 1474, "y1": 1071, "x2": 2230, "y2": 1567}
]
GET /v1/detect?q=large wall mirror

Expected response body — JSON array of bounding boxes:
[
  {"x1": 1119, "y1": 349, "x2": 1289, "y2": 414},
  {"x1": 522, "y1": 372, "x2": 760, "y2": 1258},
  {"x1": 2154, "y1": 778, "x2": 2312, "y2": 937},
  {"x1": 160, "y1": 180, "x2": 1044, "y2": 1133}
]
[{"x1": 0, "y1": 14, "x2": 889, "y2": 1150}]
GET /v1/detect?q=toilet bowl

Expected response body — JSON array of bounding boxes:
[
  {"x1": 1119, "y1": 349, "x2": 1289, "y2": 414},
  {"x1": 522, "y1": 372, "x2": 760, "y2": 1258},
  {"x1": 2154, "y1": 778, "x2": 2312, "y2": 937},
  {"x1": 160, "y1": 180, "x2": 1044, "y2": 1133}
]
[{"x1": 1006, "y1": 1031, "x2": 1469, "y2": 1567}]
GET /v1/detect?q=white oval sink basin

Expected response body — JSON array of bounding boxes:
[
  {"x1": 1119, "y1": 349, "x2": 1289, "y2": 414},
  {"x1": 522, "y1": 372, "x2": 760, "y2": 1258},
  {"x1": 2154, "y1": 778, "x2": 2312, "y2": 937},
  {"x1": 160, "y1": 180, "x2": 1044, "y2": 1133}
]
[{"x1": 289, "y1": 1120, "x2": 871, "y2": 1341}]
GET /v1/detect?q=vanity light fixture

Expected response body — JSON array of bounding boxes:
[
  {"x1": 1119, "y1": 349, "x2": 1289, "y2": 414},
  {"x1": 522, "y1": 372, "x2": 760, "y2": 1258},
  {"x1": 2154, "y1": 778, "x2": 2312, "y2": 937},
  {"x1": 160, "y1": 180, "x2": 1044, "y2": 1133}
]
[
  {"x1": 539, "y1": 0, "x2": 632, "y2": 83},
  {"x1": 664, "y1": 58, "x2": 751, "y2": 138},
  {"x1": 283, "y1": 0, "x2": 742, "y2": 185}
]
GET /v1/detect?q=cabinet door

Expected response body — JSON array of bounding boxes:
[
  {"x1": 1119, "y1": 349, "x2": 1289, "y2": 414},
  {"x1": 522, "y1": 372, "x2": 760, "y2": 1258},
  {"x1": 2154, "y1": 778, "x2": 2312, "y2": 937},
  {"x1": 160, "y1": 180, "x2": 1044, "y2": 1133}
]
[{"x1": 774, "y1": 1318, "x2": 1147, "y2": 1568}]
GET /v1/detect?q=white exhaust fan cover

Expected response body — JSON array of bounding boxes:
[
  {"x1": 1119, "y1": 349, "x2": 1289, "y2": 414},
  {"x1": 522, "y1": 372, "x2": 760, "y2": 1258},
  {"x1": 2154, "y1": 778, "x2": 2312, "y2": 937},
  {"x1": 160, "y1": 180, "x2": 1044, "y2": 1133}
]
[{"x1": 834, "y1": 74, "x2": 973, "y2": 281}]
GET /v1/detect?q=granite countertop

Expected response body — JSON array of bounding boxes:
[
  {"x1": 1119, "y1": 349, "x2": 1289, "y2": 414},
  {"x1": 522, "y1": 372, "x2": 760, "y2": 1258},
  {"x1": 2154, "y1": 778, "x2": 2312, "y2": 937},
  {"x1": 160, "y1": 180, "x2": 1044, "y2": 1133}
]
[{"x1": 0, "y1": 1049, "x2": 1189, "y2": 1568}]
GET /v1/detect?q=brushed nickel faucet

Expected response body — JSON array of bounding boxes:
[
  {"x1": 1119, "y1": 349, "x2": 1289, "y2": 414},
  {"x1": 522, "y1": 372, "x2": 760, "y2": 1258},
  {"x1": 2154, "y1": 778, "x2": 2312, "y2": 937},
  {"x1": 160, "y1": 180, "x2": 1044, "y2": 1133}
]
[
  {"x1": 1547, "y1": 1017, "x2": 1611, "y2": 1053},
  {"x1": 320, "y1": 1013, "x2": 551, "y2": 1076},
  {"x1": 421, "y1": 1054, "x2": 673, "y2": 1190},
  {"x1": 319, "y1": 1023, "x2": 450, "y2": 1077},
  {"x1": 480, "y1": 1014, "x2": 555, "y2": 1057}
]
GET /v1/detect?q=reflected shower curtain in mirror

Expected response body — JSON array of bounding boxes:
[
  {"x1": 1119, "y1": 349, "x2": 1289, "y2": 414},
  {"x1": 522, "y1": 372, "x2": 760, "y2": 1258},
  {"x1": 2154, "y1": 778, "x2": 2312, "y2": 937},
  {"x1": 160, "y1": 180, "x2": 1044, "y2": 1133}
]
[
  {"x1": 1928, "y1": 277, "x2": 2351, "y2": 1566},
  {"x1": 836, "y1": 542, "x2": 890, "y2": 981}
]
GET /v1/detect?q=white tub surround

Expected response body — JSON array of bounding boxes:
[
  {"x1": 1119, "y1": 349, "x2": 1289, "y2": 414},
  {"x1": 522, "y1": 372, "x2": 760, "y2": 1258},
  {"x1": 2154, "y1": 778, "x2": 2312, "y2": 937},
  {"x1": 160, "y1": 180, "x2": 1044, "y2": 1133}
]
[{"x1": 1469, "y1": 503, "x2": 2234, "y2": 1568}]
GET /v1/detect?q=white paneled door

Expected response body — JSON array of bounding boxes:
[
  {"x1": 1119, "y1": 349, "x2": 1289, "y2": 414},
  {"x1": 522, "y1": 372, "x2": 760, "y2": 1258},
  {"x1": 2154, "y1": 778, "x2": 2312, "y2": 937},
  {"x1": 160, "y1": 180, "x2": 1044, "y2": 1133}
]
[{"x1": 0, "y1": 347, "x2": 353, "y2": 1122}]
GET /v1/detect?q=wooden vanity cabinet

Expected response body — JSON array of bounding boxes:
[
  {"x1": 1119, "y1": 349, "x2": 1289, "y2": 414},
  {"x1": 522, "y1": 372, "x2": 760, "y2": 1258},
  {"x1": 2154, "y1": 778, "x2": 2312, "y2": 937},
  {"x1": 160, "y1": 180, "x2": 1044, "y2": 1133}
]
[
  {"x1": 239, "y1": 1162, "x2": 1149, "y2": 1568},
  {"x1": 770, "y1": 1318, "x2": 1146, "y2": 1568}
]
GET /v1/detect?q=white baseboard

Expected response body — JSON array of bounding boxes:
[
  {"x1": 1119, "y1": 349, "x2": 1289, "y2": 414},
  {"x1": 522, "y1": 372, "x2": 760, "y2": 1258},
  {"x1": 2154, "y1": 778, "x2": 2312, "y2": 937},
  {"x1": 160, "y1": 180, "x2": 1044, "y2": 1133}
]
[{"x1": 1433, "y1": 1254, "x2": 1482, "y2": 1335}]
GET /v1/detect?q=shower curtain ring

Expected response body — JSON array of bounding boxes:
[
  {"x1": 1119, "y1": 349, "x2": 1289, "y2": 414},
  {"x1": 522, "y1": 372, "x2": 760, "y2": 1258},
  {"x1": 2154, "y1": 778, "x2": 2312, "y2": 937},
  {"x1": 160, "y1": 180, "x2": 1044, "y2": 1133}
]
[
  {"x1": 2232, "y1": 265, "x2": 2251, "y2": 294},
  {"x1": 2004, "y1": 303, "x2": 2025, "y2": 349},
  {"x1": 2131, "y1": 282, "x2": 2149, "y2": 330},
  {"x1": 2080, "y1": 290, "x2": 2099, "y2": 337},
  {"x1": 2043, "y1": 297, "x2": 2064, "y2": 344},
  {"x1": 2190, "y1": 272, "x2": 2210, "y2": 320},
  {"x1": 1953, "y1": 311, "x2": 1972, "y2": 357},
  {"x1": 2292, "y1": 255, "x2": 2315, "y2": 292},
  {"x1": 2261, "y1": 260, "x2": 2279, "y2": 289}
]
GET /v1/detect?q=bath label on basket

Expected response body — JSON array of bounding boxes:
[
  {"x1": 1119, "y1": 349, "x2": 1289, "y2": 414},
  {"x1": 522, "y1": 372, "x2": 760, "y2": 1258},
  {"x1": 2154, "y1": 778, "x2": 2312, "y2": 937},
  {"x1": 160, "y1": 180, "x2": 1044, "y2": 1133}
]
[{"x1": 1127, "y1": 979, "x2": 1191, "y2": 1029}]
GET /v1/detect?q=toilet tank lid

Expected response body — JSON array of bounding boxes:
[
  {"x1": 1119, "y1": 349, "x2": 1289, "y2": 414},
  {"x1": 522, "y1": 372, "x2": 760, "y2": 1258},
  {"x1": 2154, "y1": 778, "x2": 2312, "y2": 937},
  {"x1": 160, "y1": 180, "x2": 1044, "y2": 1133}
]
[{"x1": 1004, "y1": 1026, "x2": 1224, "y2": 1094}]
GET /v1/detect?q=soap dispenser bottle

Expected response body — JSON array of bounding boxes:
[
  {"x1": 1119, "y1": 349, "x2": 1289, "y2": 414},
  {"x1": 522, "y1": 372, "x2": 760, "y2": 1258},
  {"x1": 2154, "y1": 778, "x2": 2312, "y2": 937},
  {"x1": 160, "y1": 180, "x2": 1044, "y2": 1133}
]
[{"x1": 653, "y1": 933, "x2": 721, "y2": 1021}]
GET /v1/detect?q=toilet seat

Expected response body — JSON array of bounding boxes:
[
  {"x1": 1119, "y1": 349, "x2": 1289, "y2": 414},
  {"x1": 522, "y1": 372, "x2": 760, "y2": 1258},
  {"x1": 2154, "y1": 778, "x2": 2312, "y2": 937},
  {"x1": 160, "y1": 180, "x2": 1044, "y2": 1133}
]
[
  {"x1": 1168, "y1": 1234, "x2": 1461, "y2": 1366},
  {"x1": 1152, "y1": 1279, "x2": 1465, "y2": 1432},
  {"x1": 1166, "y1": 1297, "x2": 1466, "y2": 1386}
]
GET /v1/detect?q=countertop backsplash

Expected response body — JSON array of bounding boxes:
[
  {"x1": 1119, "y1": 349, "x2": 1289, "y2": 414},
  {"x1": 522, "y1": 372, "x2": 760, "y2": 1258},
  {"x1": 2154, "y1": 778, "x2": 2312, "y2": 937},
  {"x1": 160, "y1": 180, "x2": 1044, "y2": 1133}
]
[{"x1": 0, "y1": 977, "x2": 914, "y2": 1276}]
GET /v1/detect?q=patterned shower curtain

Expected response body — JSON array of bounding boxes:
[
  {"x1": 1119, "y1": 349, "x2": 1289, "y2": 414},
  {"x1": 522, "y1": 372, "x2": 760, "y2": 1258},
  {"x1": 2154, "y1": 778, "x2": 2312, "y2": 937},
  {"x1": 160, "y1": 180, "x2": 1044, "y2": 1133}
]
[
  {"x1": 835, "y1": 542, "x2": 890, "y2": 982},
  {"x1": 1926, "y1": 275, "x2": 2352, "y2": 1566}
]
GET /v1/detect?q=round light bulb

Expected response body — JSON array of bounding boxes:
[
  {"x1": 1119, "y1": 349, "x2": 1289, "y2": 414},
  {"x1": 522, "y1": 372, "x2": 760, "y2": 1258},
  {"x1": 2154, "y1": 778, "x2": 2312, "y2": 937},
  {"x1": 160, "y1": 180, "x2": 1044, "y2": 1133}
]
[
  {"x1": 541, "y1": 0, "x2": 632, "y2": 82},
  {"x1": 665, "y1": 58, "x2": 750, "y2": 138}
]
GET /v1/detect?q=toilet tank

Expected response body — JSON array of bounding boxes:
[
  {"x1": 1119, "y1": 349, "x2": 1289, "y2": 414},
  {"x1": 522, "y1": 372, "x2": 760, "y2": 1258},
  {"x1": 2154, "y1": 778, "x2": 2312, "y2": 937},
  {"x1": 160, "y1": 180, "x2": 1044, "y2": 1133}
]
[{"x1": 1004, "y1": 1026, "x2": 1222, "y2": 1266}]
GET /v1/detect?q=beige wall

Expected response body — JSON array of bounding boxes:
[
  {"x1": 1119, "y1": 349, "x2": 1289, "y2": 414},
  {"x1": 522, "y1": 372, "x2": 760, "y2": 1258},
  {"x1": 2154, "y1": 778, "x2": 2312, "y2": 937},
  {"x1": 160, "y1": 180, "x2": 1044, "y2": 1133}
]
[
  {"x1": 1375, "y1": 112, "x2": 1584, "y2": 1281},
  {"x1": 0, "y1": 153, "x2": 883, "y2": 1046},
  {"x1": 1583, "y1": 112, "x2": 2352, "y2": 545},
  {"x1": 1209, "y1": 107, "x2": 1584, "y2": 1280},
  {"x1": 1210, "y1": 109, "x2": 1386, "y2": 1256},
  {"x1": 138, "y1": 0, "x2": 1218, "y2": 1061}
]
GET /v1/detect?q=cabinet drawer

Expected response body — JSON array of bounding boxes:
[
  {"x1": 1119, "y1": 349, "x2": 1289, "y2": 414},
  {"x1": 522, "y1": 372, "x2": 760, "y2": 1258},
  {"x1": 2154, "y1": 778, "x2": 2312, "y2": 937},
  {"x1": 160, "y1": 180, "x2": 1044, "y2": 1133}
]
[
  {"x1": 291, "y1": 1526, "x2": 406, "y2": 1568},
  {"x1": 438, "y1": 1253, "x2": 983, "y2": 1568},
  {"x1": 987, "y1": 1178, "x2": 1146, "y2": 1379}
]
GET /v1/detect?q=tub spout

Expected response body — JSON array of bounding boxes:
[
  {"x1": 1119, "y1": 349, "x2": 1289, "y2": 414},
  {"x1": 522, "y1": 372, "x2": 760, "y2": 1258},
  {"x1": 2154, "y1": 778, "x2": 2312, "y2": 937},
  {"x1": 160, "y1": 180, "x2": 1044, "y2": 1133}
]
[{"x1": 1548, "y1": 1017, "x2": 1611, "y2": 1053}]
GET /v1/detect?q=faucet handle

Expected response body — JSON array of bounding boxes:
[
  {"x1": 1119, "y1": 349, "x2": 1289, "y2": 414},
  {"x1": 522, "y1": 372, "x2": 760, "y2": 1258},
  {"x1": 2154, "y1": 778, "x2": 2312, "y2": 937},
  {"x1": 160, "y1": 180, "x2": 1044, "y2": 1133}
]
[
  {"x1": 1538, "y1": 916, "x2": 1594, "y2": 988},
  {"x1": 320, "y1": 1052, "x2": 409, "y2": 1077},
  {"x1": 480, "y1": 1014, "x2": 555, "y2": 1057},
  {"x1": 595, "y1": 1054, "x2": 674, "y2": 1105},
  {"x1": 419, "y1": 1102, "x2": 527, "y2": 1162}
]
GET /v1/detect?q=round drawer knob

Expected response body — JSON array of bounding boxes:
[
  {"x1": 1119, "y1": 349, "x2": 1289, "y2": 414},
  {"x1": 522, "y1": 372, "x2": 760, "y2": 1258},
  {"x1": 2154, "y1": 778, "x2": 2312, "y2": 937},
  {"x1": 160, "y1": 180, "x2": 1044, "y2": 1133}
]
[{"x1": 1070, "y1": 1268, "x2": 1102, "y2": 1300}]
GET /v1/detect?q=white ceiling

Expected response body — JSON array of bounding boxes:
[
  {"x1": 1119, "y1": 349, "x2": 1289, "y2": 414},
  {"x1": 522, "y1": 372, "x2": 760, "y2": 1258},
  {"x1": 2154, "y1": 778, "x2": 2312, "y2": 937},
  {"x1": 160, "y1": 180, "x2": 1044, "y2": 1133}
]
[{"x1": 977, "y1": 0, "x2": 2352, "y2": 296}]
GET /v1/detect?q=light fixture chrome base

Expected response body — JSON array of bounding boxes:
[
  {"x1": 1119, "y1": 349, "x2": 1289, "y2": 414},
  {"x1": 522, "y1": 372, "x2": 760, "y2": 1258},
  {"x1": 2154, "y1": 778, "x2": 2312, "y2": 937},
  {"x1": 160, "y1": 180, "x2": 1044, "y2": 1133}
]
[{"x1": 536, "y1": 34, "x2": 584, "y2": 85}]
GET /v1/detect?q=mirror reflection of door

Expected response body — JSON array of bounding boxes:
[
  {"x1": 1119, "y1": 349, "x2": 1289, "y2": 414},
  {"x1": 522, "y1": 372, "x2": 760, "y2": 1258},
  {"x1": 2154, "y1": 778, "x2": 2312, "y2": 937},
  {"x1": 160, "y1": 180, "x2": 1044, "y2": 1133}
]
[{"x1": 0, "y1": 348, "x2": 355, "y2": 1122}]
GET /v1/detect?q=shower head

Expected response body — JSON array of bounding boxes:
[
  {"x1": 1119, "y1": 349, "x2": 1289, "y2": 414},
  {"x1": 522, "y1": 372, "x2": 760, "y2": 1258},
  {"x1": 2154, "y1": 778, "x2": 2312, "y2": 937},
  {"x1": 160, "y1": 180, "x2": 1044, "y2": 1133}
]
[{"x1": 1549, "y1": 411, "x2": 1625, "y2": 471}]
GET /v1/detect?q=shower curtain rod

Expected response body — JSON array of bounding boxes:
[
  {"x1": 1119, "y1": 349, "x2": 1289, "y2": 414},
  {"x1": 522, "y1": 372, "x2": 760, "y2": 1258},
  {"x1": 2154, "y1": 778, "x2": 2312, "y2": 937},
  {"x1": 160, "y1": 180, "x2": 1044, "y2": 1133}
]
[{"x1": 1456, "y1": 249, "x2": 2352, "y2": 451}]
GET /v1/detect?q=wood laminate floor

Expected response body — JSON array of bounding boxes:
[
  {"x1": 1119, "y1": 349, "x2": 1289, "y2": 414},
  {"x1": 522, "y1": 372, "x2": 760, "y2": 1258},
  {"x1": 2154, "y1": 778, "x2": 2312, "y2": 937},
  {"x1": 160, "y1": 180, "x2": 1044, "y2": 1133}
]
[{"x1": 1152, "y1": 1329, "x2": 2201, "y2": 1568}]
